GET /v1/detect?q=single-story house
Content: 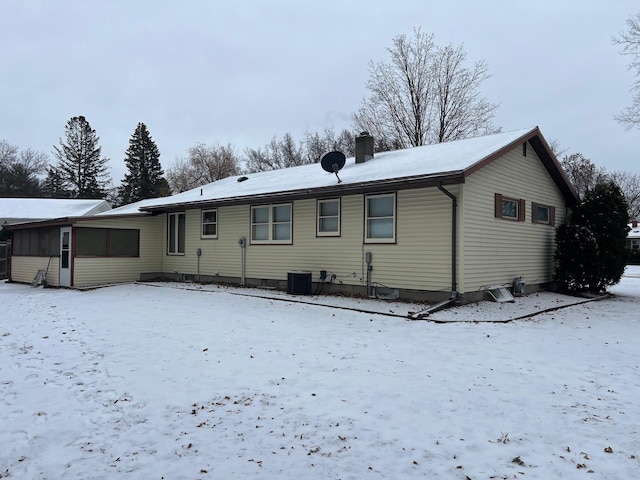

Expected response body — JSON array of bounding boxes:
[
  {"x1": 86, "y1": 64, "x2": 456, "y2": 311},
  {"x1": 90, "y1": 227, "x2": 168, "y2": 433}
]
[{"x1": 5, "y1": 127, "x2": 579, "y2": 303}]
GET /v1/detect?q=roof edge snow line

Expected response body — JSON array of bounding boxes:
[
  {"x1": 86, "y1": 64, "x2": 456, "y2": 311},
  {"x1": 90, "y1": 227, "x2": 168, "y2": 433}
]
[
  {"x1": 139, "y1": 171, "x2": 466, "y2": 213},
  {"x1": 117, "y1": 126, "x2": 574, "y2": 216},
  {"x1": 0, "y1": 198, "x2": 112, "y2": 226}
]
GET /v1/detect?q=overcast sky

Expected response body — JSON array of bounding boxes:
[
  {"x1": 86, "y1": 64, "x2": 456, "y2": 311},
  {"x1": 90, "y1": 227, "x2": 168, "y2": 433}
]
[{"x1": 2, "y1": 1, "x2": 639, "y2": 185}]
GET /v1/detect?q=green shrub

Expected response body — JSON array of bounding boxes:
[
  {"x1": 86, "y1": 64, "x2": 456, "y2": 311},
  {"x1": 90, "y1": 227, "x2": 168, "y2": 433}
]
[{"x1": 555, "y1": 181, "x2": 630, "y2": 293}]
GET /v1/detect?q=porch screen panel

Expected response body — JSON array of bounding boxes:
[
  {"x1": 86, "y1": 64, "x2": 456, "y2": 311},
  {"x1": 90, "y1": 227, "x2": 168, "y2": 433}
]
[
  {"x1": 109, "y1": 229, "x2": 139, "y2": 257},
  {"x1": 75, "y1": 228, "x2": 108, "y2": 256},
  {"x1": 13, "y1": 227, "x2": 59, "y2": 256}
]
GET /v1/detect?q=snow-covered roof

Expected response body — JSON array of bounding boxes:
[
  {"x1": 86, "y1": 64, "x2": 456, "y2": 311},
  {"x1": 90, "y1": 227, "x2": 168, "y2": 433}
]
[
  {"x1": 1, "y1": 198, "x2": 111, "y2": 225},
  {"x1": 98, "y1": 127, "x2": 575, "y2": 216},
  {"x1": 628, "y1": 221, "x2": 640, "y2": 239}
]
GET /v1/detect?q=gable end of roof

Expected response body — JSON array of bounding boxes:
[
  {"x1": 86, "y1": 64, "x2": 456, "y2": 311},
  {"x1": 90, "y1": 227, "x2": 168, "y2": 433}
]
[{"x1": 463, "y1": 127, "x2": 580, "y2": 206}]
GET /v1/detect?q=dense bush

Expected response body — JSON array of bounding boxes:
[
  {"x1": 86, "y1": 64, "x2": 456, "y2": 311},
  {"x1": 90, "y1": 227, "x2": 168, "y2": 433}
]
[
  {"x1": 554, "y1": 181, "x2": 630, "y2": 294},
  {"x1": 554, "y1": 224, "x2": 600, "y2": 293}
]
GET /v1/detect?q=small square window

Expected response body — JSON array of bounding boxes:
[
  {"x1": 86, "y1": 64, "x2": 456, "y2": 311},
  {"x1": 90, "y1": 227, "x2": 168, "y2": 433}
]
[
  {"x1": 495, "y1": 194, "x2": 525, "y2": 222},
  {"x1": 502, "y1": 199, "x2": 518, "y2": 219},
  {"x1": 536, "y1": 206, "x2": 549, "y2": 223},
  {"x1": 532, "y1": 202, "x2": 555, "y2": 226}
]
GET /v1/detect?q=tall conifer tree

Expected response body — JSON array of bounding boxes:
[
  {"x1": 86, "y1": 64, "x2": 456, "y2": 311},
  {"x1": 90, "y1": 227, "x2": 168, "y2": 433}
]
[
  {"x1": 118, "y1": 122, "x2": 166, "y2": 205},
  {"x1": 53, "y1": 116, "x2": 111, "y2": 198}
]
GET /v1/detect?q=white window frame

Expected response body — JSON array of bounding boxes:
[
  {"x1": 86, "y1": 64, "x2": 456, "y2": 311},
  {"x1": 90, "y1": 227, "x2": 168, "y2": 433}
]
[
  {"x1": 317, "y1": 198, "x2": 341, "y2": 237},
  {"x1": 531, "y1": 202, "x2": 555, "y2": 226},
  {"x1": 167, "y1": 212, "x2": 186, "y2": 255},
  {"x1": 502, "y1": 198, "x2": 519, "y2": 220},
  {"x1": 201, "y1": 209, "x2": 218, "y2": 239},
  {"x1": 250, "y1": 203, "x2": 292, "y2": 244},
  {"x1": 495, "y1": 193, "x2": 525, "y2": 222},
  {"x1": 365, "y1": 193, "x2": 396, "y2": 243}
]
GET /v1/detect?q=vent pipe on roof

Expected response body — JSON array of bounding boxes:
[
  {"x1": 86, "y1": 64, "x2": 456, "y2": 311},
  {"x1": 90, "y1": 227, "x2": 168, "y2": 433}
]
[{"x1": 355, "y1": 131, "x2": 374, "y2": 164}]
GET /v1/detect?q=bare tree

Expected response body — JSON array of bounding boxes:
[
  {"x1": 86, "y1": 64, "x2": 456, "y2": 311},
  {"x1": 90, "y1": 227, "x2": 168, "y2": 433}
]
[
  {"x1": 352, "y1": 28, "x2": 499, "y2": 149},
  {"x1": 0, "y1": 140, "x2": 49, "y2": 197},
  {"x1": 560, "y1": 153, "x2": 607, "y2": 200},
  {"x1": 302, "y1": 127, "x2": 356, "y2": 164},
  {"x1": 613, "y1": 11, "x2": 640, "y2": 128},
  {"x1": 0, "y1": 140, "x2": 19, "y2": 167},
  {"x1": 607, "y1": 170, "x2": 640, "y2": 220},
  {"x1": 166, "y1": 142, "x2": 240, "y2": 193},
  {"x1": 244, "y1": 133, "x2": 304, "y2": 173},
  {"x1": 546, "y1": 138, "x2": 567, "y2": 159},
  {"x1": 335, "y1": 129, "x2": 356, "y2": 157}
]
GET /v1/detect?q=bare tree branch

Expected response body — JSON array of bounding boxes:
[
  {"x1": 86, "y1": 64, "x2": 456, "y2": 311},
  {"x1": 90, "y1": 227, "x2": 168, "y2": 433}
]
[
  {"x1": 613, "y1": 11, "x2": 640, "y2": 129},
  {"x1": 353, "y1": 28, "x2": 499, "y2": 149}
]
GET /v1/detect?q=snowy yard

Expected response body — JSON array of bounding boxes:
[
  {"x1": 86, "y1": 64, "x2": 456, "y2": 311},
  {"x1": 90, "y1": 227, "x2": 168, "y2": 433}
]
[{"x1": 1, "y1": 268, "x2": 639, "y2": 479}]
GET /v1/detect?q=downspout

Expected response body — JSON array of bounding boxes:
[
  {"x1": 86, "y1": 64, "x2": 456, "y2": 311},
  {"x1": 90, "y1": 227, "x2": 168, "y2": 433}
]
[{"x1": 437, "y1": 182, "x2": 458, "y2": 299}]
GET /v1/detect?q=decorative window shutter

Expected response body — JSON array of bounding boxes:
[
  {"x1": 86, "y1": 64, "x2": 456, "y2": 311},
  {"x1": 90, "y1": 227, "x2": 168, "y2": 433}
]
[{"x1": 518, "y1": 199, "x2": 526, "y2": 221}]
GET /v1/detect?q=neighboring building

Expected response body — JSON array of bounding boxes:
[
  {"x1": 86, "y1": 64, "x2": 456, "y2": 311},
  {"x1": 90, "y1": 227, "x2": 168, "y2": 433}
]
[
  {"x1": 5, "y1": 127, "x2": 579, "y2": 303},
  {"x1": 628, "y1": 219, "x2": 639, "y2": 251}
]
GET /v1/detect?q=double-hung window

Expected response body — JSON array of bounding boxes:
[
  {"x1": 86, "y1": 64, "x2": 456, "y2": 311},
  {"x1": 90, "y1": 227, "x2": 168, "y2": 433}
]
[
  {"x1": 365, "y1": 193, "x2": 396, "y2": 243},
  {"x1": 317, "y1": 198, "x2": 340, "y2": 236},
  {"x1": 251, "y1": 203, "x2": 292, "y2": 244},
  {"x1": 201, "y1": 209, "x2": 218, "y2": 238},
  {"x1": 167, "y1": 212, "x2": 185, "y2": 254}
]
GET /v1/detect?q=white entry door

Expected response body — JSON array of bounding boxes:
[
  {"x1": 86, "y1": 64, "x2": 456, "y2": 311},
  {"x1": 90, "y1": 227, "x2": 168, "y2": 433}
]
[{"x1": 59, "y1": 227, "x2": 71, "y2": 287}]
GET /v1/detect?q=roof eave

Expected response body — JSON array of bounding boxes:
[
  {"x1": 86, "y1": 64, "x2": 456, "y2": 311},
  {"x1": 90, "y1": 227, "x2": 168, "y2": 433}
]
[
  {"x1": 3, "y1": 211, "x2": 152, "y2": 230},
  {"x1": 140, "y1": 171, "x2": 466, "y2": 213}
]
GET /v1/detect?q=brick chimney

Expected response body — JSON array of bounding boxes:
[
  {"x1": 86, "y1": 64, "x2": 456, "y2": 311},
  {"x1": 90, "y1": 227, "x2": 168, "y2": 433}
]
[
  {"x1": 355, "y1": 131, "x2": 374, "y2": 164},
  {"x1": 633, "y1": 218, "x2": 638, "y2": 228}
]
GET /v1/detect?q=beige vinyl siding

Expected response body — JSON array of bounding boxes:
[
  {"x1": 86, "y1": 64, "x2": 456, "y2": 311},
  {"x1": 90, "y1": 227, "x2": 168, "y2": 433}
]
[
  {"x1": 243, "y1": 196, "x2": 364, "y2": 284},
  {"x1": 460, "y1": 144, "x2": 566, "y2": 293},
  {"x1": 162, "y1": 206, "x2": 253, "y2": 279},
  {"x1": 72, "y1": 216, "x2": 163, "y2": 287},
  {"x1": 365, "y1": 188, "x2": 456, "y2": 292},
  {"x1": 10, "y1": 256, "x2": 60, "y2": 286},
  {"x1": 159, "y1": 187, "x2": 456, "y2": 292}
]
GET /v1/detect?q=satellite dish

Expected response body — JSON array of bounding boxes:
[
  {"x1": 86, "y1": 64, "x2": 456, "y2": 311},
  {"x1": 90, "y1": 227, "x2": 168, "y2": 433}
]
[{"x1": 320, "y1": 151, "x2": 346, "y2": 183}]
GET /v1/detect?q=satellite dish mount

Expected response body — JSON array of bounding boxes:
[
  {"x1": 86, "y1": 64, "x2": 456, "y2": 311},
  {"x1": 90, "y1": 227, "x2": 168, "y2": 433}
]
[{"x1": 320, "y1": 151, "x2": 346, "y2": 183}]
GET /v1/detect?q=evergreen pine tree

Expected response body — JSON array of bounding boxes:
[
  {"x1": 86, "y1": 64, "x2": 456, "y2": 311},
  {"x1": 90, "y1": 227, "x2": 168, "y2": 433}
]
[
  {"x1": 571, "y1": 181, "x2": 630, "y2": 292},
  {"x1": 118, "y1": 122, "x2": 167, "y2": 205},
  {"x1": 41, "y1": 166, "x2": 72, "y2": 198},
  {"x1": 53, "y1": 116, "x2": 111, "y2": 198},
  {"x1": 553, "y1": 224, "x2": 600, "y2": 293}
]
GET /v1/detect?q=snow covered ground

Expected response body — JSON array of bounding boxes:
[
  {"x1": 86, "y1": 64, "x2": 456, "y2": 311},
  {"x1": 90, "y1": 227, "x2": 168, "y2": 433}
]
[{"x1": 1, "y1": 268, "x2": 639, "y2": 479}]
